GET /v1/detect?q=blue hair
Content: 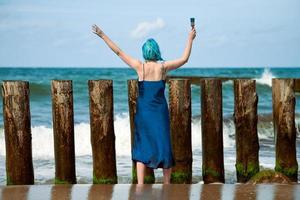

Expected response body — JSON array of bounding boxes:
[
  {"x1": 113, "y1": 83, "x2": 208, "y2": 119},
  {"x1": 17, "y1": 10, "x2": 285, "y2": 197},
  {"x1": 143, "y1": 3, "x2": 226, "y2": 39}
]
[{"x1": 142, "y1": 38, "x2": 164, "y2": 61}]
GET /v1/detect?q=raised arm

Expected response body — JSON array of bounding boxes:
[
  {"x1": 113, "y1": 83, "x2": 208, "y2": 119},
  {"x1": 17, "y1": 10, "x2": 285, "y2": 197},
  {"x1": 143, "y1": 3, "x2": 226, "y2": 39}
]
[
  {"x1": 163, "y1": 27, "x2": 196, "y2": 71},
  {"x1": 92, "y1": 24, "x2": 141, "y2": 70}
]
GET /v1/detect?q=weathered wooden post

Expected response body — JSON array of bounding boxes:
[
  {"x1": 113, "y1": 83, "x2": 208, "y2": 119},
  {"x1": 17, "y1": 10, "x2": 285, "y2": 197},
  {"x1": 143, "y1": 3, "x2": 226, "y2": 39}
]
[
  {"x1": 2, "y1": 81, "x2": 34, "y2": 185},
  {"x1": 272, "y1": 78, "x2": 298, "y2": 182},
  {"x1": 51, "y1": 80, "x2": 76, "y2": 184},
  {"x1": 201, "y1": 78, "x2": 225, "y2": 183},
  {"x1": 233, "y1": 79, "x2": 259, "y2": 182},
  {"x1": 169, "y1": 79, "x2": 192, "y2": 183},
  {"x1": 127, "y1": 79, "x2": 155, "y2": 184},
  {"x1": 88, "y1": 80, "x2": 117, "y2": 184}
]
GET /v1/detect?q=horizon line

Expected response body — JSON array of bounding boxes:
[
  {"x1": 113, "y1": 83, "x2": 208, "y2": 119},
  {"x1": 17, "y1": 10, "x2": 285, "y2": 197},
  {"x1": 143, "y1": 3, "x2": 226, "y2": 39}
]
[{"x1": 0, "y1": 66, "x2": 300, "y2": 69}]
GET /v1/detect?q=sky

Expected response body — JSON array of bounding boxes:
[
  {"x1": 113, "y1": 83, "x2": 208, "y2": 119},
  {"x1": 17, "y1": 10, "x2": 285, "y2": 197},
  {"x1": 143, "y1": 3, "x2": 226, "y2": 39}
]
[{"x1": 0, "y1": 0, "x2": 299, "y2": 67}]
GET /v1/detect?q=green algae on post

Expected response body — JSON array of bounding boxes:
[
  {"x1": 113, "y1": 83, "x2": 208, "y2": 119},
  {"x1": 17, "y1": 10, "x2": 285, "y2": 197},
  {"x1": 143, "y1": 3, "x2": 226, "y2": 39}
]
[
  {"x1": 144, "y1": 175, "x2": 155, "y2": 184},
  {"x1": 52, "y1": 80, "x2": 77, "y2": 184},
  {"x1": 2, "y1": 81, "x2": 34, "y2": 185},
  {"x1": 93, "y1": 174, "x2": 117, "y2": 184},
  {"x1": 89, "y1": 80, "x2": 118, "y2": 185},
  {"x1": 6, "y1": 174, "x2": 13, "y2": 185},
  {"x1": 171, "y1": 171, "x2": 192, "y2": 183},
  {"x1": 275, "y1": 160, "x2": 298, "y2": 179},
  {"x1": 233, "y1": 79, "x2": 260, "y2": 183},
  {"x1": 201, "y1": 79, "x2": 225, "y2": 183},
  {"x1": 235, "y1": 162, "x2": 259, "y2": 182},
  {"x1": 169, "y1": 79, "x2": 192, "y2": 184},
  {"x1": 203, "y1": 166, "x2": 221, "y2": 178},
  {"x1": 272, "y1": 79, "x2": 298, "y2": 182},
  {"x1": 54, "y1": 177, "x2": 71, "y2": 184},
  {"x1": 131, "y1": 165, "x2": 155, "y2": 184}
]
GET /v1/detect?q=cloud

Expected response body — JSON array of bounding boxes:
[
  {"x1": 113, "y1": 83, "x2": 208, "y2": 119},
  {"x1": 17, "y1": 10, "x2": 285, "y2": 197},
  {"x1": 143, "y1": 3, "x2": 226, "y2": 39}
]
[{"x1": 130, "y1": 18, "x2": 165, "y2": 39}]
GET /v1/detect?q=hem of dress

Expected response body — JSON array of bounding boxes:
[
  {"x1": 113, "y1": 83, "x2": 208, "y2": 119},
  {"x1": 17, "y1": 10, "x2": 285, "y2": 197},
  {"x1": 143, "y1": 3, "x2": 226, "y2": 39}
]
[{"x1": 132, "y1": 158, "x2": 175, "y2": 169}]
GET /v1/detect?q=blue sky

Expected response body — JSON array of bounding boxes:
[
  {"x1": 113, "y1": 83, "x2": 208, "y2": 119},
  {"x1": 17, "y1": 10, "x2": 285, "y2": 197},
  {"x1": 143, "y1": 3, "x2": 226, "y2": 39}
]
[{"x1": 0, "y1": 0, "x2": 299, "y2": 67}]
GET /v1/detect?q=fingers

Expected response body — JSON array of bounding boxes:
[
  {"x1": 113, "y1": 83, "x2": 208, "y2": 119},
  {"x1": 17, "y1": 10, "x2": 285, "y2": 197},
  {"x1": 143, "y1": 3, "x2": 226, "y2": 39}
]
[
  {"x1": 92, "y1": 26, "x2": 96, "y2": 33},
  {"x1": 92, "y1": 26, "x2": 97, "y2": 34},
  {"x1": 191, "y1": 29, "x2": 196, "y2": 36},
  {"x1": 190, "y1": 27, "x2": 196, "y2": 39},
  {"x1": 92, "y1": 24, "x2": 99, "y2": 31},
  {"x1": 92, "y1": 24, "x2": 100, "y2": 35}
]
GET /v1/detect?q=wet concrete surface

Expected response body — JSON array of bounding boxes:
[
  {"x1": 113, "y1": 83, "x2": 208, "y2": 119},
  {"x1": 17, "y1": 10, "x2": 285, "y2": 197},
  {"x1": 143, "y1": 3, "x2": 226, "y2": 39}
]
[{"x1": 0, "y1": 183, "x2": 300, "y2": 200}]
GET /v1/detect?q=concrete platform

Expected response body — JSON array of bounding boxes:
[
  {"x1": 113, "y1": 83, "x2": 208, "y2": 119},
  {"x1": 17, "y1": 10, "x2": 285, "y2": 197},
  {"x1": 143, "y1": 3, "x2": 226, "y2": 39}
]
[{"x1": 1, "y1": 183, "x2": 300, "y2": 200}]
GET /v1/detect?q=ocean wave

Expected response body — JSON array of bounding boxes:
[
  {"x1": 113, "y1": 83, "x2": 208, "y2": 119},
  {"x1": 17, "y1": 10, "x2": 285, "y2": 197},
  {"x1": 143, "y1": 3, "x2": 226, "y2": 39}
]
[
  {"x1": 215, "y1": 67, "x2": 276, "y2": 87},
  {"x1": 254, "y1": 67, "x2": 276, "y2": 87},
  {"x1": 2, "y1": 112, "x2": 298, "y2": 159},
  {"x1": 0, "y1": 114, "x2": 132, "y2": 158}
]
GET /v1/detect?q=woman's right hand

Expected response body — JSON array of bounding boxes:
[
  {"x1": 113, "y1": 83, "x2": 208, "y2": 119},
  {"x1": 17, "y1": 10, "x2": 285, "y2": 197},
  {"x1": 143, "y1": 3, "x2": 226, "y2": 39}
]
[
  {"x1": 189, "y1": 27, "x2": 196, "y2": 40},
  {"x1": 92, "y1": 24, "x2": 105, "y2": 38}
]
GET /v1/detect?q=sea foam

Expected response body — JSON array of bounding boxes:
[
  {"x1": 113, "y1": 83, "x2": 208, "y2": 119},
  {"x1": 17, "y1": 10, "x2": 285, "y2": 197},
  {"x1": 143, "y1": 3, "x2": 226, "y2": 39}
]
[
  {"x1": 254, "y1": 67, "x2": 276, "y2": 87},
  {"x1": 0, "y1": 112, "x2": 281, "y2": 159}
]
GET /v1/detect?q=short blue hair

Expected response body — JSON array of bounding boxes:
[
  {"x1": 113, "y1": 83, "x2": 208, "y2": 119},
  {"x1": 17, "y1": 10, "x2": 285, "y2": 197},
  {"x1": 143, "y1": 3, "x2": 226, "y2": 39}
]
[{"x1": 142, "y1": 38, "x2": 164, "y2": 61}]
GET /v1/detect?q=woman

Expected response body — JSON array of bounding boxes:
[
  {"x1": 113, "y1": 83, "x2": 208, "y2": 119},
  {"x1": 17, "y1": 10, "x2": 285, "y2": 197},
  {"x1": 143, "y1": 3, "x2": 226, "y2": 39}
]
[{"x1": 92, "y1": 24, "x2": 196, "y2": 184}]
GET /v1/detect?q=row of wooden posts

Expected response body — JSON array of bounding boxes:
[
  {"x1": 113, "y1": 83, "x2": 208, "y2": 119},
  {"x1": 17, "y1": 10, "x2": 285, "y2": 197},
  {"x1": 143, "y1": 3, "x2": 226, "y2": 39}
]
[{"x1": 1, "y1": 78, "x2": 299, "y2": 185}]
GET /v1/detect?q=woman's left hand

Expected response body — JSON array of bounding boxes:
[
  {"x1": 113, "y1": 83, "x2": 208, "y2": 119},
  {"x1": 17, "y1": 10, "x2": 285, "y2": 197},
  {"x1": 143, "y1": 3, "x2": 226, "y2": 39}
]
[{"x1": 92, "y1": 24, "x2": 105, "y2": 38}]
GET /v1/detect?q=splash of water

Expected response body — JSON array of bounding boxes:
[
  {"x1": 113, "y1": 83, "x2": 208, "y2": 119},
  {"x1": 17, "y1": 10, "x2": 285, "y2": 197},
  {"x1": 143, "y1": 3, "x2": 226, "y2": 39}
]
[
  {"x1": 254, "y1": 67, "x2": 276, "y2": 87},
  {"x1": 0, "y1": 113, "x2": 280, "y2": 158}
]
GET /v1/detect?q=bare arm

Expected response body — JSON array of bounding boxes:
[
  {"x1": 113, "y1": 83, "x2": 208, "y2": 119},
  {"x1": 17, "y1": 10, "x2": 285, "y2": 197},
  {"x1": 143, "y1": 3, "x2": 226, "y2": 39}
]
[
  {"x1": 92, "y1": 24, "x2": 141, "y2": 70},
  {"x1": 163, "y1": 27, "x2": 196, "y2": 71}
]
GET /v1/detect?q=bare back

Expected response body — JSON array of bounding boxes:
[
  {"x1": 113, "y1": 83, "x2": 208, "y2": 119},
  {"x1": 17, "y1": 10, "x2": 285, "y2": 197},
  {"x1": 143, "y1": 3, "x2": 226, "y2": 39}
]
[{"x1": 137, "y1": 61, "x2": 167, "y2": 81}]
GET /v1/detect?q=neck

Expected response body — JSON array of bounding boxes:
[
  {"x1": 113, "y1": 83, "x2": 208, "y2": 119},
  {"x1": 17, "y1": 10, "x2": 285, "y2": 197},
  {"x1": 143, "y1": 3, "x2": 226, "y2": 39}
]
[{"x1": 145, "y1": 60, "x2": 158, "y2": 63}]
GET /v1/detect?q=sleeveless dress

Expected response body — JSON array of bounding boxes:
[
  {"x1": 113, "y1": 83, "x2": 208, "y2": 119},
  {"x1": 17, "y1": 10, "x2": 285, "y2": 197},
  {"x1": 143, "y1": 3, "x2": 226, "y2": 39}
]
[{"x1": 131, "y1": 61, "x2": 176, "y2": 169}]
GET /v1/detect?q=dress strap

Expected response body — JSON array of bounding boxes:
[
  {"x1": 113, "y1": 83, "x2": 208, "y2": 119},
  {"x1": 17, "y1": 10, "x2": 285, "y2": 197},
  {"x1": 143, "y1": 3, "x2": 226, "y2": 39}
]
[
  {"x1": 142, "y1": 62, "x2": 145, "y2": 81},
  {"x1": 161, "y1": 61, "x2": 166, "y2": 80}
]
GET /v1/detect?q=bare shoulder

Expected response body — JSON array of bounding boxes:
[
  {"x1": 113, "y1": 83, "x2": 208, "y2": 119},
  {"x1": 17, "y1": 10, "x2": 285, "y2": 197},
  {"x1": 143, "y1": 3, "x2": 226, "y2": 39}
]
[
  {"x1": 133, "y1": 60, "x2": 144, "y2": 75},
  {"x1": 132, "y1": 60, "x2": 143, "y2": 71},
  {"x1": 160, "y1": 61, "x2": 168, "y2": 71}
]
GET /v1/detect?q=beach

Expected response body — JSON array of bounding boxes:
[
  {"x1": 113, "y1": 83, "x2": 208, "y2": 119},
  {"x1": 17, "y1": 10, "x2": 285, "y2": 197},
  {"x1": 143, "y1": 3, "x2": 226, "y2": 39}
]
[{"x1": 0, "y1": 67, "x2": 300, "y2": 184}]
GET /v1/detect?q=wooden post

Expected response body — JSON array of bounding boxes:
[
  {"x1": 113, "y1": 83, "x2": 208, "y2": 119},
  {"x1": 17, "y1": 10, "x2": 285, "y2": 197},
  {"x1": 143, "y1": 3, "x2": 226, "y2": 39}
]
[
  {"x1": 272, "y1": 78, "x2": 298, "y2": 182},
  {"x1": 201, "y1": 78, "x2": 224, "y2": 183},
  {"x1": 51, "y1": 80, "x2": 76, "y2": 184},
  {"x1": 88, "y1": 80, "x2": 117, "y2": 184},
  {"x1": 127, "y1": 80, "x2": 155, "y2": 184},
  {"x1": 233, "y1": 79, "x2": 259, "y2": 182},
  {"x1": 169, "y1": 79, "x2": 192, "y2": 183},
  {"x1": 1, "y1": 81, "x2": 34, "y2": 185}
]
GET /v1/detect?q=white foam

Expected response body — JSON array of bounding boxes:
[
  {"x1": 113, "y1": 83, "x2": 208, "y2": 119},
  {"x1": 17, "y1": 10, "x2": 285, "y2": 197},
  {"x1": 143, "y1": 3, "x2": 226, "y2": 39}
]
[
  {"x1": 0, "y1": 113, "x2": 132, "y2": 158},
  {"x1": 254, "y1": 67, "x2": 276, "y2": 87},
  {"x1": 191, "y1": 117, "x2": 235, "y2": 149},
  {"x1": 223, "y1": 80, "x2": 232, "y2": 85},
  {"x1": 0, "y1": 113, "x2": 279, "y2": 158}
]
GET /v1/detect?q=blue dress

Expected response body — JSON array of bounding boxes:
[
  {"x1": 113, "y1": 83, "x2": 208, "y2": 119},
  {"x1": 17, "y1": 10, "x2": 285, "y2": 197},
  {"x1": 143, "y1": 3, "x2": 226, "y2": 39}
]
[{"x1": 131, "y1": 62, "x2": 176, "y2": 169}]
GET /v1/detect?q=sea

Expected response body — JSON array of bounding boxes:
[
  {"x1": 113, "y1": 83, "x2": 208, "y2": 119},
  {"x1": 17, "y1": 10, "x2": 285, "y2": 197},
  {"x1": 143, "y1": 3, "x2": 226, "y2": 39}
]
[{"x1": 0, "y1": 67, "x2": 300, "y2": 184}]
